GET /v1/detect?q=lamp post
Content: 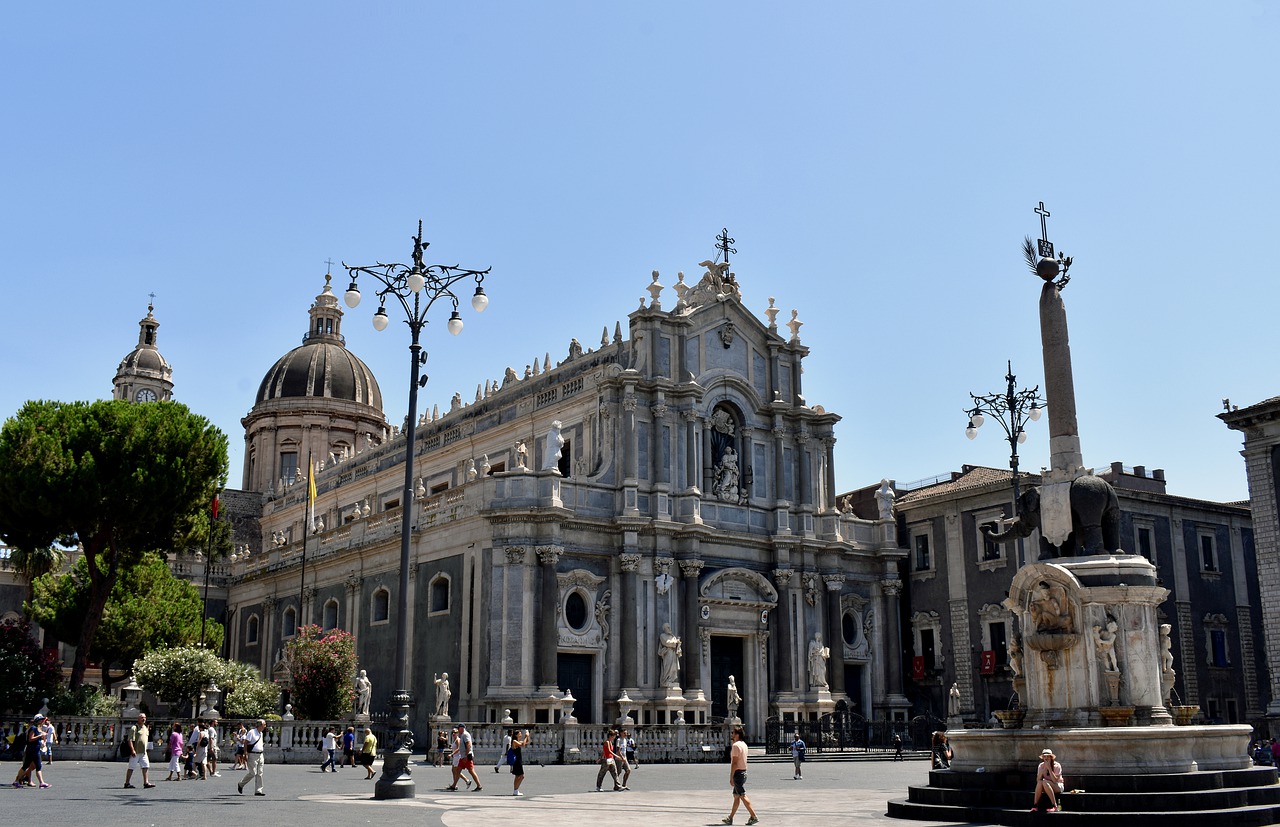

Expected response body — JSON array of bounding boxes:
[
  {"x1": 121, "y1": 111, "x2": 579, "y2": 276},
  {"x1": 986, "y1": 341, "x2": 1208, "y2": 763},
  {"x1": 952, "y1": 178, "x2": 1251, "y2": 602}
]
[
  {"x1": 342, "y1": 221, "x2": 490, "y2": 800},
  {"x1": 964, "y1": 361, "x2": 1045, "y2": 568}
]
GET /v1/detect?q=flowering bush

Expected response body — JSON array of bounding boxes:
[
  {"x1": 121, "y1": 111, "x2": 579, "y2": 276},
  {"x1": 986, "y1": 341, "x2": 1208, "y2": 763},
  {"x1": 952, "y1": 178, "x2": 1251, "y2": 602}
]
[
  {"x1": 132, "y1": 645, "x2": 225, "y2": 706},
  {"x1": 220, "y1": 659, "x2": 280, "y2": 719},
  {"x1": 0, "y1": 618, "x2": 62, "y2": 714},
  {"x1": 286, "y1": 625, "x2": 357, "y2": 720}
]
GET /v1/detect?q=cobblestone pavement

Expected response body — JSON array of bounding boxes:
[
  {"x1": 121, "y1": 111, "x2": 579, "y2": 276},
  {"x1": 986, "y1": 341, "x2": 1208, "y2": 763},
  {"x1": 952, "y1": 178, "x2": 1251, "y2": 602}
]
[{"x1": 0, "y1": 754, "x2": 978, "y2": 827}]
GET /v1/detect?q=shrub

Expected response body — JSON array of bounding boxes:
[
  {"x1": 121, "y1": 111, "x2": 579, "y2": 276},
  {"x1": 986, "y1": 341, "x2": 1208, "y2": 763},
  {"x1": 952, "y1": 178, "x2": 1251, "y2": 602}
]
[
  {"x1": 286, "y1": 625, "x2": 357, "y2": 720},
  {"x1": 48, "y1": 684, "x2": 120, "y2": 717},
  {"x1": 220, "y1": 660, "x2": 280, "y2": 719},
  {"x1": 0, "y1": 618, "x2": 62, "y2": 715},
  {"x1": 132, "y1": 645, "x2": 224, "y2": 707}
]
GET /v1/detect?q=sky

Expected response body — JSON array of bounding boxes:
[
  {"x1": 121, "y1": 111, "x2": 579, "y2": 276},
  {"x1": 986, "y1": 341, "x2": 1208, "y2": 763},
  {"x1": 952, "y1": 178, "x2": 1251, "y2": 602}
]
[{"x1": 2, "y1": 2, "x2": 1275, "y2": 504}]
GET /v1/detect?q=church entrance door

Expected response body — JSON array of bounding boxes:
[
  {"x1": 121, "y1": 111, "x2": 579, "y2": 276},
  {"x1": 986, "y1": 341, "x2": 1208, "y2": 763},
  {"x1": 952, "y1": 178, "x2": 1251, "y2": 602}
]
[
  {"x1": 709, "y1": 636, "x2": 745, "y2": 719},
  {"x1": 558, "y1": 653, "x2": 594, "y2": 723}
]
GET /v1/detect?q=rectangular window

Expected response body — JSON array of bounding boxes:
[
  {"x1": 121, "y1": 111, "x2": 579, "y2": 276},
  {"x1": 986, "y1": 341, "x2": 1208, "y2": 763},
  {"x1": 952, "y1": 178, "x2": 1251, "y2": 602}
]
[
  {"x1": 1211, "y1": 629, "x2": 1229, "y2": 667},
  {"x1": 920, "y1": 628, "x2": 936, "y2": 671},
  {"x1": 1200, "y1": 533, "x2": 1218, "y2": 572},
  {"x1": 982, "y1": 528, "x2": 1002, "y2": 561},
  {"x1": 280, "y1": 451, "x2": 298, "y2": 483},
  {"x1": 989, "y1": 622, "x2": 1008, "y2": 667},
  {"x1": 915, "y1": 533, "x2": 931, "y2": 571},
  {"x1": 1137, "y1": 526, "x2": 1154, "y2": 560}
]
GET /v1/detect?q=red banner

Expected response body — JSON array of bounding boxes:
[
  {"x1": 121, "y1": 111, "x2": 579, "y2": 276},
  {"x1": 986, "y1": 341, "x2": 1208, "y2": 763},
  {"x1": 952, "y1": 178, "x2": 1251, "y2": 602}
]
[
  {"x1": 912, "y1": 656, "x2": 926, "y2": 681},
  {"x1": 980, "y1": 650, "x2": 996, "y2": 675}
]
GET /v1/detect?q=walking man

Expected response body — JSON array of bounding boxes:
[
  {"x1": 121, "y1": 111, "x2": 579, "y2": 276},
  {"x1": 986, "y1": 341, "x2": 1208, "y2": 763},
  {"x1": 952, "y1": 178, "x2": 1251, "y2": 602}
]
[
  {"x1": 122, "y1": 713, "x2": 155, "y2": 789},
  {"x1": 721, "y1": 726, "x2": 758, "y2": 826},
  {"x1": 237, "y1": 719, "x2": 267, "y2": 796},
  {"x1": 789, "y1": 732, "x2": 806, "y2": 780}
]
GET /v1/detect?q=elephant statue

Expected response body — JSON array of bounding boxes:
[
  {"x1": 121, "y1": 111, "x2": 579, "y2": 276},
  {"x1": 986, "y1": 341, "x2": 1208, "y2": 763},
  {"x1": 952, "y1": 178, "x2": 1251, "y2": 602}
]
[{"x1": 982, "y1": 474, "x2": 1121, "y2": 559}]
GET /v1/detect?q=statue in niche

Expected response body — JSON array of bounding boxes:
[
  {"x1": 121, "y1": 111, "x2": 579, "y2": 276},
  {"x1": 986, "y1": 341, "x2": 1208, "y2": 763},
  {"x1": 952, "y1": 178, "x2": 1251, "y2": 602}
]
[
  {"x1": 543, "y1": 420, "x2": 564, "y2": 472},
  {"x1": 1092, "y1": 619, "x2": 1119, "y2": 673},
  {"x1": 807, "y1": 633, "x2": 830, "y2": 690},
  {"x1": 948, "y1": 682, "x2": 961, "y2": 717},
  {"x1": 1028, "y1": 580, "x2": 1075, "y2": 634},
  {"x1": 726, "y1": 675, "x2": 741, "y2": 720},
  {"x1": 354, "y1": 669, "x2": 372, "y2": 715},
  {"x1": 876, "y1": 479, "x2": 896, "y2": 521},
  {"x1": 1007, "y1": 634, "x2": 1022, "y2": 678},
  {"x1": 433, "y1": 672, "x2": 451, "y2": 717},
  {"x1": 712, "y1": 445, "x2": 741, "y2": 502},
  {"x1": 1159, "y1": 624, "x2": 1175, "y2": 675},
  {"x1": 658, "y1": 623, "x2": 682, "y2": 688}
]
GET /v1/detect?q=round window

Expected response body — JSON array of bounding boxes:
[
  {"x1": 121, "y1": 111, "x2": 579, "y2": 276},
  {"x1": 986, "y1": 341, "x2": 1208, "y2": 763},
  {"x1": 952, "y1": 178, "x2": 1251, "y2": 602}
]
[
  {"x1": 842, "y1": 612, "x2": 858, "y2": 647},
  {"x1": 565, "y1": 592, "x2": 589, "y2": 631}
]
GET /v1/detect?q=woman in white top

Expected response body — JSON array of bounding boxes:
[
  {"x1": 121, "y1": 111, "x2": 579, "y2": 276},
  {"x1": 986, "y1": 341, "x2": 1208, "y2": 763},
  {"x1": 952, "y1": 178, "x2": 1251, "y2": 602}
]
[{"x1": 1033, "y1": 748, "x2": 1065, "y2": 812}]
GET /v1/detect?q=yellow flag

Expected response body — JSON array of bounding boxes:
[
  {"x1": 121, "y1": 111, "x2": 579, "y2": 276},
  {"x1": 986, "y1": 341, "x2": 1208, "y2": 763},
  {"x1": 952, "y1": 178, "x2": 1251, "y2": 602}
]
[{"x1": 308, "y1": 461, "x2": 317, "y2": 506}]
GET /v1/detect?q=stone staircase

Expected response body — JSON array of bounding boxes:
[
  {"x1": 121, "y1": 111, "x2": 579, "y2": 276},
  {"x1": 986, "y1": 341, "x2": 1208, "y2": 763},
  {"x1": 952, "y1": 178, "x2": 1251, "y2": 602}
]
[{"x1": 888, "y1": 765, "x2": 1280, "y2": 826}]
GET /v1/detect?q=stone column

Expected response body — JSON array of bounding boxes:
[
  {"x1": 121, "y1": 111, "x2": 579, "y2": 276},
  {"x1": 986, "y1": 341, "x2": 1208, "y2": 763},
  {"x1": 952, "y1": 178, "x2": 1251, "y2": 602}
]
[
  {"x1": 652, "y1": 400, "x2": 669, "y2": 486},
  {"x1": 822, "y1": 436, "x2": 837, "y2": 512},
  {"x1": 679, "y1": 559, "x2": 705, "y2": 691},
  {"x1": 824, "y1": 574, "x2": 846, "y2": 696},
  {"x1": 622, "y1": 395, "x2": 640, "y2": 516},
  {"x1": 880, "y1": 580, "x2": 905, "y2": 700},
  {"x1": 536, "y1": 545, "x2": 563, "y2": 689},
  {"x1": 772, "y1": 568, "x2": 795, "y2": 693},
  {"x1": 619, "y1": 553, "x2": 641, "y2": 688},
  {"x1": 261, "y1": 595, "x2": 277, "y2": 676},
  {"x1": 796, "y1": 430, "x2": 812, "y2": 508},
  {"x1": 682, "y1": 409, "x2": 699, "y2": 492},
  {"x1": 345, "y1": 574, "x2": 363, "y2": 637}
]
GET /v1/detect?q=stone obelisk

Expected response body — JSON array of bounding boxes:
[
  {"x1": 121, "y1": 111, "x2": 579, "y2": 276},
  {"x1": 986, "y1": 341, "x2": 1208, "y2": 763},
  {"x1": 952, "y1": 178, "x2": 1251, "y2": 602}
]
[{"x1": 1036, "y1": 269, "x2": 1086, "y2": 550}]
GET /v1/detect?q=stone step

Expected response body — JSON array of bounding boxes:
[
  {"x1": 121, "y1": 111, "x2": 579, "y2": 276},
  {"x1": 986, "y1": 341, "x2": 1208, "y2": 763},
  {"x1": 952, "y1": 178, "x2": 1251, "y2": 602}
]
[
  {"x1": 887, "y1": 798, "x2": 1280, "y2": 826},
  {"x1": 928, "y1": 765, "x2": 1279, "y2": 793},
  {"x1": 906, "y1": 780, "x2": 1280, "y2": 811}
]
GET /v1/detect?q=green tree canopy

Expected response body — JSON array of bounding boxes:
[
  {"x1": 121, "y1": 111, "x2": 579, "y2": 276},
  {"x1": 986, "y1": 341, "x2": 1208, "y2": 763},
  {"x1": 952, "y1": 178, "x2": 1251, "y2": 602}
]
[
  {"x1": 287, "y1": 625, "x2": 357, "y2": 720},
  {"x1": 30, "y1": 552, "x2": 225, "y2": 684},
  {"x1": 0, "y1": 399, "x2": 228, "y2": 688}
]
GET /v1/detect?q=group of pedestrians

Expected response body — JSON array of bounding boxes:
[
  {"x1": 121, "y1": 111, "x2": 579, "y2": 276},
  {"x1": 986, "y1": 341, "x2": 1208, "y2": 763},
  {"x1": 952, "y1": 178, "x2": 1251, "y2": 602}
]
[
  {"x1": 593, "y1": 727, "x2": 635, "y2": 792},
  {"x1": 162, "y1": 717, "x2": 223, "y2": 781},
  {"x1": 10, "y1": 713, "x2": 53, "y2": 789}
]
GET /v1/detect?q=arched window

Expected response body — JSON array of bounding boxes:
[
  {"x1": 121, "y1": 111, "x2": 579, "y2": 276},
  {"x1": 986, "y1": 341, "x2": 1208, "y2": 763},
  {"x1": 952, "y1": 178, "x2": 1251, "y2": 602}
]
[
  {"x1": 246, "y1": 614, "x2": 260, "y2": 645},
  {"x1": 322, "y1": 599, "x2": 339, "y2": 630},
  {"x1": 429, "y1": 575, "x2": 450, "y2": 615},
  {"x1": 282, "y1": 606, "x2": 297, "y2": 638},
  {"x1": 372, "y1": 588, "x2": 390, "y2": 624}
]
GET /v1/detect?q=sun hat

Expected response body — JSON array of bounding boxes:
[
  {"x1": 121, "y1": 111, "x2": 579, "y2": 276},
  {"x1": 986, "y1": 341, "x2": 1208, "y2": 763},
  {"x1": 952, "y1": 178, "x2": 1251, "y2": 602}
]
[
  {"x1": 1041, "y1": 748, "x2": 1055, "y2": 756},
  {"x1": 32, "y1": 714, "x2": 45, "y2": 722}
]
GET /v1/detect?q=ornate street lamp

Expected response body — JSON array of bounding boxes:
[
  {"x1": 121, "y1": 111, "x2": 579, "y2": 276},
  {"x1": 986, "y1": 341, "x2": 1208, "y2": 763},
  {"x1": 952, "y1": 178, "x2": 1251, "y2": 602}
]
[
  {"x1": 342, "y1": 221, "x2": 490, "y2": 800},
  {"x1": 964, "y1": 361, "x2": 1045, "y2": 568}
]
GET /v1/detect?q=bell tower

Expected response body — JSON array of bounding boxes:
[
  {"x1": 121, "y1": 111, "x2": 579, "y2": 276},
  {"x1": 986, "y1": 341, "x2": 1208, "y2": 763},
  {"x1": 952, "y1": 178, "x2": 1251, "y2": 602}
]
[{"x1": 112, "y1": 301, "x2": 174, "y2": 403}]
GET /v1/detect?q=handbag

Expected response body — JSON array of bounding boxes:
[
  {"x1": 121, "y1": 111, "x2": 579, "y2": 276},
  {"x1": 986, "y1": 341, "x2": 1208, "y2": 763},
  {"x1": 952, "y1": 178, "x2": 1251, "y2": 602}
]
[{"x1": 506, "y1": 748, "x2": 516, "y2": 765}]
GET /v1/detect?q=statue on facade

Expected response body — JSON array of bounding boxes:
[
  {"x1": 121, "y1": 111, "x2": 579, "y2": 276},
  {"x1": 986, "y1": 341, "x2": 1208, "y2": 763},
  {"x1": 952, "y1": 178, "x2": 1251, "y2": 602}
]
[
  {"x1": 433, "y1": 672, "x2": 451, "y2": 717},
  {"x1": 658, "y1": 623, "x2": 682, "y2": 688},
  {"x1": 1007, "y1": 634, "x2": 1022, "y2": 678},
  {"x1": 807, "y1": 633, "x2": 830, "y2": 690},
  {"x1": 1092, "y1": 619, "x2": 1119, "y2": 673},
  {"x1": 354, "y1": 669, "x2": 372, "y2": 715},
  {"x1": 726, "y1": 675, "x2": 741, "y2": 721},
  {"x1": 876, "y1": 479, "x2": 896, "y2": 521},
  {"x1": 515, "y1": 441, "x2": 529, "y2": 471},
  {"x1": 948, "y1": 682, "x2": 961, "y2": 717},
  {"x1": 712, "y1": 445, "x2": 741, "y2": 502},
  {"x1": 543, "y1": 420, "x2": 565, "y2": 471}
]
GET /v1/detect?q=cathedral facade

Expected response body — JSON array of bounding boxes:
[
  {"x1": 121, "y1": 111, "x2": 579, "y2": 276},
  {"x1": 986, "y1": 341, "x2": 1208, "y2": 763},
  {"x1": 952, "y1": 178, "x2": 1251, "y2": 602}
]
[{"x1": 222, "y1": 261, "x2": 903, "y2": 738}]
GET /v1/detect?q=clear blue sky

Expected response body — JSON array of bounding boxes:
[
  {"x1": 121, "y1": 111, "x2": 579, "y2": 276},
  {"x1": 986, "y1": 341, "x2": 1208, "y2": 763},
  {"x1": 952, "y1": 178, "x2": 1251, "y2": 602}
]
[{"x1": 3, "y1": 2, "x2": 1275, "y2": 503}]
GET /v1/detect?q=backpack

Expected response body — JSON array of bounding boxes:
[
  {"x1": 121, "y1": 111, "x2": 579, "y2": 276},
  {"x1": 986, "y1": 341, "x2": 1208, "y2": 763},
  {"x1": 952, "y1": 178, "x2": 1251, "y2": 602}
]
[{"x1": 199, "y1": 735, "x2": 209, "y2": 748}]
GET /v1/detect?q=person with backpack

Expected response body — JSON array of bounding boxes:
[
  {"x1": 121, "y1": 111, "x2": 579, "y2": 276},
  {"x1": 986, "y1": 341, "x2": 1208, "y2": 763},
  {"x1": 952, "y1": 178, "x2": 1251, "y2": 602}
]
[{"x1": 790, "y1": 732, "x2": 806, "y2": 780}]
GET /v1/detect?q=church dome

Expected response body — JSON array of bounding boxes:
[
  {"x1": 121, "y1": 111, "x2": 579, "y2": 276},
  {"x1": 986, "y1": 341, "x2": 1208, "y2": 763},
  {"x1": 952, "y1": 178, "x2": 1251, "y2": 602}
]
[
  {"x1": 253, "y1": 276, "x2": 383, "y2": 408},
  {"x1": 256, "y1": 341, "x2": 382, "y2": 407}
]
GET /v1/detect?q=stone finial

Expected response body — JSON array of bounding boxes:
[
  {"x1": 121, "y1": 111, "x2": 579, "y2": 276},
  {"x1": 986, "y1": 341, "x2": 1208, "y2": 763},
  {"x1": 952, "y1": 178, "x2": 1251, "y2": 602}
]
[
  {"x1": 673, "y1": 271, "x2": 689, "y2": 307},
  {"x1": 544, "y1": 353, "x2": 550, "y2": 372},
  {"x1": 648, "y1": 270, "x2": 664, "y2": 309},
  {"x1": 432, "y1": 404, "x2": 440, "y2": 421},
  {"x1": 601, "y1": 326, "x2": 610, "y2": 347},
  {"x1": 614, "y1": 321, "x2": 623, "y2": 344},
  {"x1": 765, "y1": 296, "x2": 779, "y2": 329},
  {"x1": 532, "y1": 358, "x2": 541, "y2": 376},
  {"x1": 787, "y1": 308, "x2": 803, "y2": 342},
  {"x1": 475, "y1": 384, "x2": 482, "y2": 402}
]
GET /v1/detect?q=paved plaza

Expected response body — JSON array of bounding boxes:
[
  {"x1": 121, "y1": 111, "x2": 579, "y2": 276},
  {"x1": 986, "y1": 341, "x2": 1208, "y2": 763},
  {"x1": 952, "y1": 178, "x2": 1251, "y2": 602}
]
[{"x1": 0, "y1": 752, "x2": 978, "y2": 827}]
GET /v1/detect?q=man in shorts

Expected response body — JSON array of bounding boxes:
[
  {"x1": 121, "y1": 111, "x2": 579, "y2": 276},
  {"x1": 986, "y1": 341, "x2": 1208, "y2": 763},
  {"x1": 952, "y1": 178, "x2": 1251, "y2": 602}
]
[
  {"x1": 721, "y1": 726, "x2": 758, "y2": 825},
  {"x1": 123, "y1": 713, "x2": 155, "y2": 789},
  {"x1": 456, "y1": 723, "x2": 482, "y2": 790}
]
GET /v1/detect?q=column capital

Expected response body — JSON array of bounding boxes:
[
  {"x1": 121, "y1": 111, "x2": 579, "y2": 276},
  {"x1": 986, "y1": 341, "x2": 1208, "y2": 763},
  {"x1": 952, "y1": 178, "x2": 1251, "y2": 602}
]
[
  {"x1": 504, "y1": 546, "x2": 528, "y2": 565},
  {"x1": 881, "y1": 579, "x2": 903, "y2": 598},
  {"x1": 262, "y1": 594, "x2": 278, "y2": 611},
  {"x1": 345, "y1": 575, "x2": 362, "y2": 593},
  {"x1": 773, "y1": 568, "x2": 795, "y2": 588},
  {"x1": 680, "y1": 408, "x2": 699, "y2": 423},
  {"x1": 535, "y1": 545, "x2": 564, "y2": 566},
  {"x1": 678, "y1": 558, "x2": 705, "y2": 578},
  {"x1": 619, "y1": 553, "x2": 642, "y2": 572},
  {"x1": 652, "y1": 403, "x2": 668, "y2": 419},
  {"x1": 622, "y1": 397, "x2": 638, "y2": 412},
  {"x1": 823, "y1": 573, "x2": 846, "y2": 591}
]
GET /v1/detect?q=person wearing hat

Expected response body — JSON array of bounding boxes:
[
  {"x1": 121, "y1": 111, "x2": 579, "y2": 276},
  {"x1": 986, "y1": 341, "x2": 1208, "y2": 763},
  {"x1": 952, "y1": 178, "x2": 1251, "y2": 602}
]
[
  {"x1": 11, "y1": 714, "x2": 49, "y2": 788},
  {"x1": 1033, "y1": 747, "x2": 1065, "y2": 812}
]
